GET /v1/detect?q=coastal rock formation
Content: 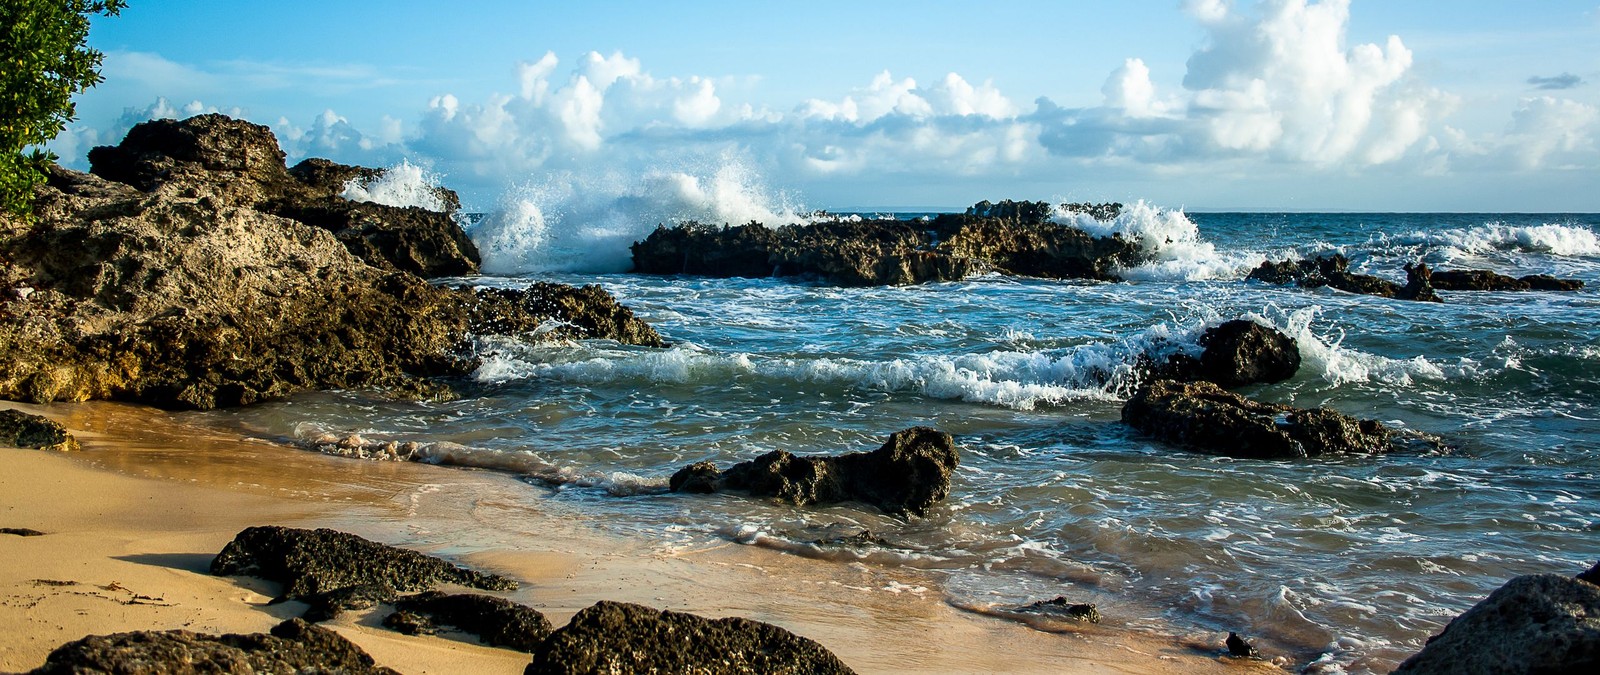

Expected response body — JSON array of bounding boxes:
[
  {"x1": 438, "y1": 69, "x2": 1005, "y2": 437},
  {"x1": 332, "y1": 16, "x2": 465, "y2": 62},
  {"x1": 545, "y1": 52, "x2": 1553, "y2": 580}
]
[
  {"x1": 1013, "y1": 597, "x2": 1101, "y2": 624},
  {"x1": 669, "y1": 427, "x2": 958, "y2": 517},
  {"x1": 210, "y1": 526, "x2": 516, "y2": 602},
  {"x1": 25, "y1": 618, "x2": 397, "y2": 675},
  {"x1": 1430, "y1": 268, "x2": 1586, "y2": 292},
  {"x1": 629, "y1": 200, "x2": 1141, "y2": 286},
  {"x1": 0, "y1": 114, "x2": 661, "y2": 410},
  {"x1": 527, "y1": 600, "x2": 855, "y2": 675},
  {"x1": 1121, "y1": 380, "x2": 1442, "y2": 459},
  {"x1": 1247, "y1": 254, "x2": 1441, "y2": 302},
  {"x1": 1392, "y1": 571, "x2": 1600, "y2": 674},
  {"x1": 0, "y1": 409, "x2": 79, "y2": 452},
  {"x1": 1152, "y1": 319, "x2": 1301, "y2": 389},
  {"x1": 382, "y1": 591, "x2": 553, "y2": 652}
]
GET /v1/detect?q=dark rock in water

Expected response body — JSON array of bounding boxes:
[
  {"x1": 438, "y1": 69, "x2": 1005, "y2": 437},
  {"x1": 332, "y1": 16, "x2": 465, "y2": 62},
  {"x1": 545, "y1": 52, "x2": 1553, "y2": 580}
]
[
  {"x1": 527, "y1": 600, "x2": 855, "y2": 675},
  {"x1": 210, "y1": 526, "x2": 515, "y2": 602},
  {"x1": 301, "y1": 583, "x2": 399, "y2": 622},
  {"x1": 812, "y1": 529, "x2": 892, "y2": 548},
  {"x1": 1226, "y1": 631, "x2": 1259, "y2": 658},
  {"x1": 0, "y1": 409, "x2": 79, "y2": 452},
  {"x1": 25, "y1": 618, "x2": 397, "y2": 674},
  {"x1": 1392, "y1": 573, "x2": 1600, "y2": 674},
  {"x1": 1121, "y1": 380, "x2": 1443, "y2": 459},
  {"x1": 382, "y1": 591, "x2": 553, "y2": 652},
  {"x1": 1, "y1": 527, "x2": 46, "y2": 536},
  {"x1": 1249, "y1": 254, "x2": 1442, "y2": 302},
  {"x1": 1013, "y1": 597, "x2": 1101, "y2": 624},
  {"x1": 2, "y1": 114, "x2": 661, "y2": 410},
  {"x1": 1430, "y1": 268, "x2": 1586, "y2": 292},
  {"x1": 1579, "y1": 561, "x2": 1600, "y2": 586},
  {"x1": 1154, "y1": 319, "x2": 1301, "y2": 389},
  {"x1": 630, "y1": 200, "x2": 1142, "y2": 286},
  {"x1": 670, "y1": 427, "x2": 958, "y2": 517}
]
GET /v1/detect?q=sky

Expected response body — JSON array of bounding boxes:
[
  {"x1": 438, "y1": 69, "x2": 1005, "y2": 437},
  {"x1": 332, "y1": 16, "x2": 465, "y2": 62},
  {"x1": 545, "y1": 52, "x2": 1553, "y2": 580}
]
[{"x1": 50, "y1": 0, "x2": 1600, "y2": 212}]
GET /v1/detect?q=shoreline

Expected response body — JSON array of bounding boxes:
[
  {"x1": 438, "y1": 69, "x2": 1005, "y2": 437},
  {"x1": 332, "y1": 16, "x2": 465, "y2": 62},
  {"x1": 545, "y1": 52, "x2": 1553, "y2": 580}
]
[{"x1": 1, "y1": 400, "x2": 1277, "y2": 674}]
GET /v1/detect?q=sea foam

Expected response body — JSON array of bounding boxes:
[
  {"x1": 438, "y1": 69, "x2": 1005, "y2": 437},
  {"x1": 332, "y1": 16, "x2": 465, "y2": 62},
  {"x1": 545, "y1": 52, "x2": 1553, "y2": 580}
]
[
  {"x1": 1386, "y1": 222, "x2": 1600, "y2": 259},
  {"x1": 340, "y1": 159, "x2": 449, "y2": 212},
  {"x1": 1054, "y1": 200, "x2": 1265, "y2": 281}
]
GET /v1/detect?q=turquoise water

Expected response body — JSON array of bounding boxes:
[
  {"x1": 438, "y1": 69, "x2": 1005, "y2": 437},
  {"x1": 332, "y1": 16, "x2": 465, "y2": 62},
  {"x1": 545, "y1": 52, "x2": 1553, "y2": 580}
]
[{"x1": 203, "y1": 208, "x2": 1600, "y2": 673}]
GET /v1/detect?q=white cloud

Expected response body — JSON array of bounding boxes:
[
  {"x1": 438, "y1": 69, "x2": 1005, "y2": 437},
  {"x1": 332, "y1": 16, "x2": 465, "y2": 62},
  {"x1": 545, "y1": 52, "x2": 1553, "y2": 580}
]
[{"x1": 1503, "y1": 96, "x2": 1598, "y2": 170}]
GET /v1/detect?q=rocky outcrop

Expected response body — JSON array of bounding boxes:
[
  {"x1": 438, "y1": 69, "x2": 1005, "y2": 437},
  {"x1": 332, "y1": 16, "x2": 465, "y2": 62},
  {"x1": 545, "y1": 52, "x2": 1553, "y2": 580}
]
[
  {"x1": 670, "y1": 427, "x2": 958, "y2": 517},
  {"x1": 1121, "y1": 380, "x2": 1443, "y2": 459},
  {"x1": 1392, "y1": 571, "x2": 1600, "y2": 674},
  {"x1": 0, "y1": 409, "x2": 79, "y2": 452},
  {"x1": 630, "y1": 201, "x2": 1142, "y2": 286},
  {"x1": 1248, "y1": 254, "x2": 1441, "y2": 302},
  {"x1": 1, "y1": 114, "x2": 661, "y2": 410},
  {"x1": 210, "y1": 526, "x2": 516, "y2": 603},
  {"x1": 527, "y1": 600, "x2": 855, "y2": 675},
  {"x1": 382, "y1": 591, "x2": 553, "y2": 652},
  {"x1": 26, "y1": 618, "x2": 397, "y2": 675},
  {"x1": 1430, "y1": 268, "x2": 1585, "y2": 292},
  {"x1": 1152, "y1": 319, "x2": 1301, "y2": 389},
  {"x1": 1013, "y1": 597, "x2": 1101, "y2": 624}
]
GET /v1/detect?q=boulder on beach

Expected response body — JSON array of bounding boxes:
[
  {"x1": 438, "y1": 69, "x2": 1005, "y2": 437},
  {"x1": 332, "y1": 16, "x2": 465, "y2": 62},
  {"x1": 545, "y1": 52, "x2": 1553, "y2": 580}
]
[
  {"x1": 1392, "y1": 569, "x2": 1600, "y2": 674},
  {"x1": 25, "y1": 618, "x2": 397, "y2": 675},
  {"x1": 210, "y1": 526, "x2": 516, "y2": 603},
  {"x1": 382, "y1": 591, "x2": 553, "y2": 652},
  {"x1": 0, "y1": 113, "x2": 662, "y2": 410},
  {"x1": 1152, "y1": 319, "x2": 1302, "y2": 389},
  {"x1": 669, "y1": 427, "x2": 959, "y2": 517},
  {"x1": 0, "y1": 409, "x2": 79, "y2": 452},
  {"x1": 1247, "y1": 254, "x2": 1441, "y2": 302},
  {"x1": 1121, "y1": 380, "x2": 1443, "y2": 459},
  {"x1": 629, "y1": 200, "x2": 1141, "y2": 286},
  {"x1": 526, "y1": 600, "x2": 855, "y2": 675}
]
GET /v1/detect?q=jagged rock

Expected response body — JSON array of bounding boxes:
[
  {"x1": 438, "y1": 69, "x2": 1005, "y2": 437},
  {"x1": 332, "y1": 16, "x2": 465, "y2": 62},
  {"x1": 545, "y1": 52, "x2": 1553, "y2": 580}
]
[
  {"x1": 210, "y1": 526, "x2": 515, "y2": 602},
  {"x1": 1153, "y1": 320, "x2": 1301, "y2": 388},
  {"x1": 1, "y1": 115, "x2": 661, "y2": 410},
  {"x1": 0, "y1": 409, "x2": 79, "y2": 452},
  {"x1": 26, "y1": 618, "x2": 397, "y2": 675},
  {"x1": 630, "y1": 201, "x2": 1142, "y2": 286},
  {"x1": 300, "y1": 583, "x2": 399, "y2": 622},
  {"x1": 811, "y1": 529, "x2": 892, "y2": 548},
  {"x1": 1122, "y1": 380, "x2": 1442, "y2": 459},
  {"x1": 526, "y1": 600, "x2": 854, "y2": 675},
  {"x1": 669, "y1": 427, "x2": 959, "y2": 517},
  {"x1": 1249, "y1": 254, "x2": 1441, "y2": 302},
  {"x1": 382, "y1": 591, "x2": 553, "y2": 652},
  {"x1": 1013, "y1": 597, "x2": 1101, "y2": 624},
  {"x1": 1579, "y1": 561, "x2": 1600, "y2": 585},
  {"x1": 1430, "y1": 268, "x2": 1585, "y2": 292},
  {"x1": 1226, "y1": 632, "x2": 1259, "y2": 658},
  {"x1": 1392, "y1": 573, "x2": 1600, "y2": 674}
]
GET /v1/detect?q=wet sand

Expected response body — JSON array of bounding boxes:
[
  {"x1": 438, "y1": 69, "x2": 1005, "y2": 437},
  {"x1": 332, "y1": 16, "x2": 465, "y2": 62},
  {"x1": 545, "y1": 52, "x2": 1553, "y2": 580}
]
[{"x1": 1, "y1": 401, "x2": 1277, "y2": 674}]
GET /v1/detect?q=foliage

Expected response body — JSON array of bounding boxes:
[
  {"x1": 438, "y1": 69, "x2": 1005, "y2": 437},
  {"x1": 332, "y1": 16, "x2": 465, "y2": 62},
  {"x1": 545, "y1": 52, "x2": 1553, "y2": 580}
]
[{"x1": 0, "y1": 0, "x2": 126, "y2": 216}]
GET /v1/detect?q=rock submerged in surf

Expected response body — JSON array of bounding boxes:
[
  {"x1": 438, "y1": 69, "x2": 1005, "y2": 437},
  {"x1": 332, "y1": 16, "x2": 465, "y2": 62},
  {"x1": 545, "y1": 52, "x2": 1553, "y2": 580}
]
[
  {"x1": 1392, "y1": 567, "x2": 1600, "y2": 674},
  {"x1": 1247, "y1": 254, "x2": 1442, "y2": 302},
  {"x1": 210, "y1": 526, "x2": 516, "y2": 603},
  {"x1": 1014, "y1": 597, "x2": 1101, "y2": 624},
  {"x1": 1150, "y1": 319, "x2": 1302, "y2": 389},
  {"x1": 629, "y1": 199, "x2": 1140, "y2": 286},
  {"x1": 0, "y1": 409, "x2": 80, "y2": 452},
  {"x1": 1429, "y1": 268, "x2": 1585, "y2": 292},
  {"x1": 527, "y1": 600, "x2": 855, "y2": 675},
  {"x1": 1121, "y1": 380, "x2": 1444, "y2": 459},
  {"x1": 669, "y1": 427, "x2": 958, "y2": 517},
  {"x1": 25, "y1": 618, "x2": 398, "y2": 675}
]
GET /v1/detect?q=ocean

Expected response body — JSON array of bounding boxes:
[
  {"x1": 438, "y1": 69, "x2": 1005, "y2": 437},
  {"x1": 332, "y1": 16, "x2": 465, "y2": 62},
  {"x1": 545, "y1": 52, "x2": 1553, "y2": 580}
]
[{"x1": 193, "y1": 179, "x2": 1600, "y2": 673}]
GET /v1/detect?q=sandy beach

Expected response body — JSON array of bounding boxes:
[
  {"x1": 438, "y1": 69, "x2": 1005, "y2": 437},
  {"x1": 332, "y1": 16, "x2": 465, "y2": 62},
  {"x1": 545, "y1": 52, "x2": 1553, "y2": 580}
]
[{"x1": 0, "y1": 400, "x2": 1279, "y2": 674}]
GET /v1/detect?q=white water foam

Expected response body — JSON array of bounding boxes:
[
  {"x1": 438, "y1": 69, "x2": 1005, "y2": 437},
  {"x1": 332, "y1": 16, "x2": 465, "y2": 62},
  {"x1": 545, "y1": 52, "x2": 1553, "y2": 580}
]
[
  {"x1": 1249, "y1": 306, "x2": 1471, "y2": 387},
  {"x1": 340, "y1": 159, "x2": 449, "y2": 212},
  {"x1": 1384, "y1": 223, "x2": 1600, "y2": 259},
  {"x1": 1053, "y1": 200, "x2": 1265, "y2": 281},
  {"x1": 471, "y1": 158, "x2": 811, "y2": 275}
]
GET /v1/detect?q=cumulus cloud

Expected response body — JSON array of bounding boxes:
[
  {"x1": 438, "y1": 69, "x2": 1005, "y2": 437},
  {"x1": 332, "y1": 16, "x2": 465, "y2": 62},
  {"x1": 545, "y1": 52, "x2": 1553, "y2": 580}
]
[{"x1": 1527, "y1": 73, "x2": 1584, "y2": 90}]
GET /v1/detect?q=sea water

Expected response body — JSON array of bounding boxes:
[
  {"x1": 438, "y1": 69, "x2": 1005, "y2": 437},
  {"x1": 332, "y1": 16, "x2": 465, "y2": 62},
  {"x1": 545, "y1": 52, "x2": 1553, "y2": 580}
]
[{"x1": 200, "y1": 169, "x2": 1600, "y2": 673}]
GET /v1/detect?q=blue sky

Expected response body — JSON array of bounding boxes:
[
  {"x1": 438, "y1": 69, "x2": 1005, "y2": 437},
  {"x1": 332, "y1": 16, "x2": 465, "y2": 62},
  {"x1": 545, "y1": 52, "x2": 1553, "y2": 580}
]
[{"x1": 53, "y1": 0, "x2": 1600, "y2": 212}]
